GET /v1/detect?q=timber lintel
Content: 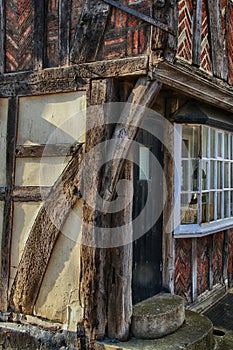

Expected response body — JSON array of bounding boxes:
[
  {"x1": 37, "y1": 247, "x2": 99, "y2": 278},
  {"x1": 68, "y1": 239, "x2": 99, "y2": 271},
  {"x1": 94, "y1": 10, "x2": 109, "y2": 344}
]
[{"x1": 153, "y1": 60, "x2": 233, "y2": 113}]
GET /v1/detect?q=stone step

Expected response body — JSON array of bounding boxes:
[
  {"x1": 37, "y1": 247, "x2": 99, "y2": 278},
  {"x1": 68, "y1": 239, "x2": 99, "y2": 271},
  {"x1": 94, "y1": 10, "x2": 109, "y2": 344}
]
[
  {"x1": 95, "y1": 310, "x2": 215, "y2": 350},
  {"x1": 131, "y1": 293, "x2": 185, "y2": 339}
]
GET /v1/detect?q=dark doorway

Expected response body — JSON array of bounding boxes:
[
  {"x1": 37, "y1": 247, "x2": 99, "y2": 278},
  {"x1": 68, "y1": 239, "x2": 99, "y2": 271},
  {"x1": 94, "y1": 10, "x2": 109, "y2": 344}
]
[{"x1": 132, "y1": 127, "x2": 163, "y2": 304}]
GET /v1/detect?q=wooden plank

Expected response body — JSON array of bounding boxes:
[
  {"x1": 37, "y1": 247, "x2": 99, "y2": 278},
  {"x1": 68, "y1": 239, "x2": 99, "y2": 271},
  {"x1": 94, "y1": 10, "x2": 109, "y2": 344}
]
[
  {"x1": 154, "y1": 60, "x2": 233, "y2": 113},
  {"x1": 10, "y1": 144, "x2": 84, "y2": 314},
  {"x1": 12, "y1": 186, "x2": 51, "y2": 202},
  {"x1": 0, "y1": 0, "x2": 5, "y2": 73},
  {"x1": 207, "y1": 0, "x2": 228, "y2": 80},
  {"x1": 208, "y1": 235, "x2": 214, "y2": 291},
  {"x1": 0, "y1": 186, "x2": 5, "y2": 200},
  {"x1": 104, "y1": 0, "x2": 175, "y2": 35},
  {"x1": 70, "y1": 0, "x2": 111, "y2": 64},
  {"x1": 0, "y1": 56, "x2": 148, "y2": 97},
  {"x1": 34, "y1": 0, "x2": 45, "y2": 70},
  {"x1": 191, "y1": 238, "x2": 197, "y2": 302},
  {"x1": 15, "y1": 143, "x2": 82, "y2": 158},
  {"x1": 192, "y1": 0, "x2": 202, "y2": 67},
  {"x1": 0, "y1": 96, "x2": 18, "y2": 310},
  {"x1": 59, "y1": 0, "x2": 71, "y2": 66},
  {"x1": 222, "y1": 230, "x2": 229, "y2": 286}
]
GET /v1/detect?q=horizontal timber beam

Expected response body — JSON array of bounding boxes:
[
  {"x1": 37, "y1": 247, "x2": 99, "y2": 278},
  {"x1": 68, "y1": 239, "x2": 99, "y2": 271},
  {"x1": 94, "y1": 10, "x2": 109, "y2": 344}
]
[
  {"x1": 153, "y1": 61, "x2": 233, "y2": 113},
  {"x1": 0, "y1": 56, "x2": 149, "y2": 97},
  {"x1": 15, "y1": 143, "x2": 82, "y2": 158},
  {"x1": 12, "y1": 187, "x2": 51, "y2": 202}
]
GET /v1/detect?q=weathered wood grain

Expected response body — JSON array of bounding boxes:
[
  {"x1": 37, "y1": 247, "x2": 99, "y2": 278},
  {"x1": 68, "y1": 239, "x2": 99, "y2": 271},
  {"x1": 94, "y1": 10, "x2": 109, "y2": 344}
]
[
  {"x1": 9, "y1": 144, "x2": 83, "y2": 314},
  {"x1": 34, "y1": 0, "x2": 45, "y2": 70},
  {"x1": 0, "y1": 0, "x2": 5, "y2": 73},
  {"x1": 0, "y1": 97, "x2": 18, "y2": 310},
  {"x1": 207, "y1": 0, "x2": 228, "y2": 80},
  {"x1": 12, "y1": 186, "x2": 51, "y2": 202},
  {"x1": 70, "y1": 0, "x2": 111, "y2": 64},
  {"x1": 192, "y1": 0, "x2": 202, "y2": 67},
  {"x1": 59, "y1": 0, "x2": 71, "y2": 66},
  {"x1": 0, "y1": 56, "x2": 148, "y2": 97},
  {"x1": 15, "y1": 143, "x2": 81, "y2": 158}
]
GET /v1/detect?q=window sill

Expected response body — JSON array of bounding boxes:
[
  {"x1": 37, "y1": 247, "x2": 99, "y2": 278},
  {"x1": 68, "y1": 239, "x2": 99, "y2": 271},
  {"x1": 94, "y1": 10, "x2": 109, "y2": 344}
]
[{"x1": 174, "y1": 218, "x2": 233, "y2": 238}]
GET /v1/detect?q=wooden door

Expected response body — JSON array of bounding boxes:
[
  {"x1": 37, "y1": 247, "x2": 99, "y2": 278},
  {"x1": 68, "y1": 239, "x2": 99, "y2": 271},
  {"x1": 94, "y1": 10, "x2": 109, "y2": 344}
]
[{"x1": 132, "y1": 128, "x2": 163, "y2": 304}]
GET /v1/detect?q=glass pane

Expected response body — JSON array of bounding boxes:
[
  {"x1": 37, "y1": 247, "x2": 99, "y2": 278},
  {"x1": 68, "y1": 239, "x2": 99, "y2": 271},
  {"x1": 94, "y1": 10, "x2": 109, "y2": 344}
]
[
  {"x1": 182, "y1": 126, "x2": 199, "y2": 158},
  {"x1": 217, "y1": 162, "x2": 223, "y2": 189},
  {"x1": 225, "y1": 133, "x2": 229, "y2": 159},
  {"x1": 139, "y1": 146, "x2": 150, "y2": 180},
  {"x1": 210, "y1": 161, "x2": 216, "y2": 189},
  {"x1": 202, "y1": 193, "x2": 208, "y2": 223},
  {"x1": 231, "y1": 163, "x2": 233, "y2": 188},
  {"x1": 202, "y1": 161, "x2": 208, "y2": 190},
  {"x1": 210, "y1": 129, "x2": 216, "y2": 158},
  {"x1": 218, "y1": 132, "x2": 223, "y2": 158},
  {"x1": 224, "y1": 162, "x2": 229, "y2": 188},
  {"x1": 209, "y1": 192, "x2": 215, "y2": 221},
  {"x1": 180, "y1": 193, "x2": 198, "y2": 224},
  {"x1": 224, "y1": 191, "x2": 229, "y2": 218},
  {"x1": 182, "y1": 159, "x2": 199, "y2": 191},
  {"x1": 217, "y1": 192, "x2": 222, "y2": 219},
  {"x1": 202, "y1": 126, "x2": 208, "y2": 158},
  {"x1": 231, "y1": 135, "x2": 233, "y2": 160}
]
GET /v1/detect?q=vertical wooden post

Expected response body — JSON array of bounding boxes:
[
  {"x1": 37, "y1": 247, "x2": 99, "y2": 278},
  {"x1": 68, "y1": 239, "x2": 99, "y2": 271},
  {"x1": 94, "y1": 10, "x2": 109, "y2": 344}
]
[
  {"x1": 59, "y1": 0, "x2": 71, "y2": 66},
  {"x1": 222, "y1": 230, "x2": 229, "y2": 287},
  {"x1": 192, "y1": 0, "x2": 202, "y2": 67},
  {"x1": 0, "y1": 96, "x2": 18, "y2": 310},
  {"x1": 34, "y1": 0, "x2": 45, "y2": 70},
  {"x1": 0, "y1": 0, "x2": 5, "y2": 73},
  {"x1": 191, "y1": 238, "x2": 197, "y2": 302},
  {"x1": 208, "y1": 235, "x2": 214, "y2": 291}
]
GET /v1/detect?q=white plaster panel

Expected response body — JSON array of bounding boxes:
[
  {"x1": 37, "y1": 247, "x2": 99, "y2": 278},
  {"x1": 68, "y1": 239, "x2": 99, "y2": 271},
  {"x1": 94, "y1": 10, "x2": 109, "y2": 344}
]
[
  {"x1": 15, "y1": 156, "x2": 71, "y2": 186},
  {"x1": 17, "y1": 92, "x2": 86, "y2": 145},
  {"x1": 34, "y1": 201, "x2": 83, "y2": 330},
  {"x1": 0, "y1": 99, "x2": 8, "y2": 185},
  {"x1": 10, "y1": 202, "x2": 43, "y2": 290}
]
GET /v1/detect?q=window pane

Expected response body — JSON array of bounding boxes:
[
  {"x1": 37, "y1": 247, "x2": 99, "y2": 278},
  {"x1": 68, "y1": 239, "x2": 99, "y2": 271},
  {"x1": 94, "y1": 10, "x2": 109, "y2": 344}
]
[
  {"x1": 218, "y1": 132, "x2": 223, "y2": 158},
  {"x1": 182, "y1": 126, "x2": 199, "y2": 158},
  {"x1": 139, "y1": 146, "x2": 150, "y2": 180},
  {"x1": 209, "y1": 192, "x2": 215, "y2": 221},
  {"x1": 180, "y1": 193, "x2": 198, "y2": 224},
  {"x1": 182, "y1": 160, "x2": 198, "y2": 191},
  {"x1": 224, "y1": 162, "x2": 229, "y2": 188},
  {"x1": 231, "y1": 163, "x2": 233, "y2": 188},
  {"x1": 217, "y1": 192, "x2": 222, "y2": 219},
  {"x1": 224, "y1": 191, "x2": 229, "y2": 218},
  {"x1": 210, "y1": 129, "x2": 216, "y2": 158},
  {"x1": 217, "y1": 162, "x2": 223, "y2": 189},
  {"x1": 210, "y1": 160, "x2": 216, "y2": 189},
  {"x1": 202, "y1": 126, "x2": 208, "y2": 158},
  {"x1": 231, "y1": 135, "x2": 233, "y2": 159},
  {"x1": 231, "y1": 191, "x2": 233, "y2": 217},
  {"x1": 202, "y1": 161, "x2": 208, "y2": 190},
  {"x1": 225, "y1": 133, "x2": 229, "y2": 159}
]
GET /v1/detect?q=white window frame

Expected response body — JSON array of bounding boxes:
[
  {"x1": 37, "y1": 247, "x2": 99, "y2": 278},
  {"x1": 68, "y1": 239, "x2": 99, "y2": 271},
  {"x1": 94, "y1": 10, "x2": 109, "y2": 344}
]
[{"x1": 174, "y1": 124, "x2": 233, "y2": 237}]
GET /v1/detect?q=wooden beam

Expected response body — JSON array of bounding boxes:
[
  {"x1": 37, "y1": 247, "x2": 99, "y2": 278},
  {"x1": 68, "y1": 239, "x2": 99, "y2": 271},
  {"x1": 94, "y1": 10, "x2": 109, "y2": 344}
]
[
  {"x1": 12, "y1": 187, "x2": 51, "y2": 202},
  {"x1": 207, "y1": 0, "x2": 228, "y2": 80},
  {"x1": 34, "y1": 0, "x2": 45, "y2": 70},
  {"x1": 0, "y1": 0, "x2": 5, "y2": 73},
  {"x1": 0, "y1": 97, "x2": 18, "y2": 310},
  {"x1": 208, "y1": 235, "x2": 214, "y2": 291},
  {"x1": 70, "y1": 0, "x2": 111, "y2": 64},
  {"x1": 153, "y1": 61, "x2": 233, "y2": 113},
  {"x1": 0, "y1": 56, "x2": 148, "y2": 97},
  {"x1": 0, "y1": 187, "x2": 5, "y2": 200},
  {"x1": 222, "y1": 230, "x2": 229, "y2": 286},
  {"x1": 9, "y1": 145, "x2": 84, "y2": 314},
  {"x1": 15, "y1": 143, "x2": 81, "y2": 158},
  {"x1": 192, "y1": 0, "x2": 202, "y2": 67},
  {"x1": 59, "y1": 0, "x2": 71, "y2": 66}
]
